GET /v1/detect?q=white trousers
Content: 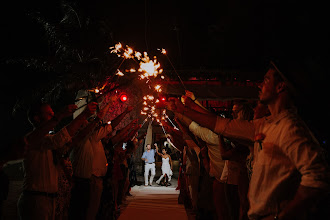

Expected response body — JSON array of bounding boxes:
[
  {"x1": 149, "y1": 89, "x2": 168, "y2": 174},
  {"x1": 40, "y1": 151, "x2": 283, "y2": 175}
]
[{"x1": 144, "y1": 163, "x2": 155, "y2": 185}]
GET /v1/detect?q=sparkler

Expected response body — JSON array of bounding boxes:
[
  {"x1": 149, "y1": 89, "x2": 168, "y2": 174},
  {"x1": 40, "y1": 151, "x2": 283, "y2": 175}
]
[
  {"x1": 109, "y1": 43, "x2": 182, "y2": 136},
  {"x1": 164, "y1": 113, "x2": 179, "y2": 130},
  {"x1": 158, "y1": 48, "x2": 187, "y2": 91},
  {"x1": 159, "y1": 122, "x2": 181, "y2": 152},
  {"x1": 140, "y1": 117, "x2": 149, "y2": 127}
]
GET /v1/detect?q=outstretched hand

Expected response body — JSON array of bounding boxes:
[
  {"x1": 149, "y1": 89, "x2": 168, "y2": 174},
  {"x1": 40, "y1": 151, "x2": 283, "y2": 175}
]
[
  {"x1": 185, "y1": 90, "x2": 196, "y2": 101},
  {"x1": 167, "y1": 97, "x2": 185, "y2": 113},
  {"x1": 97, "y1": 102, "x2": 111, "y2": 119},
  {"x1": 83, "y1": 102, "x2": 98, "y2": 117},
  {"x1": 56, "y1": 104, "x2": 78, "y2": 119},
  {"x1": 181, "y1": 95, "x2": 195, "y2": 108}
]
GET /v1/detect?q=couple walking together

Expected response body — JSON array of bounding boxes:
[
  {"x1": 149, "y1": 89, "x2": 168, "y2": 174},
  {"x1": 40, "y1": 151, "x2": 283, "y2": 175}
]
[{"x1": 141, "y1": 143, "x2": 173, "y2": 186}]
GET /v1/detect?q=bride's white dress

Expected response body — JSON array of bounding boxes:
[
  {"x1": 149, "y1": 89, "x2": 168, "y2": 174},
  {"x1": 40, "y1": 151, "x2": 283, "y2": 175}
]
[{"x1": 156, "y1": 157, "x2": 173, "y2": 183}]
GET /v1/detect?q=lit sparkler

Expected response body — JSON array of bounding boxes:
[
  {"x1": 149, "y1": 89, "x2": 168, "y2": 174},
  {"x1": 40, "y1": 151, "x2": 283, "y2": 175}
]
[
  {"x1": 140, "y1": 117, "x2": 148, "y2": 127},
  {"x1": 116, "y1": 69, "x2": 124, "y2": 76}
]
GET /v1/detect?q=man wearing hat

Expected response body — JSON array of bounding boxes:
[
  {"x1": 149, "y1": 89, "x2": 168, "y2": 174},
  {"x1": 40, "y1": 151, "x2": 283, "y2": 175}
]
[{"x1": 167, "y1": 60, "x2": 330, "y2": 219}]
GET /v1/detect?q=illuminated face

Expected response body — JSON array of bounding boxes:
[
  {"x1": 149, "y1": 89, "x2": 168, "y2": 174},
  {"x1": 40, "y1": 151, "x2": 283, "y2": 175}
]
[
  {"x1": 231, "y1": 104, "x2": 241, "y2": 119},
  {"x1": 39, "y1": 104, "x2": 54, "y2": 123},
  {"x1": 146, "y1": 144, "x2": 151, "y2": 150},
  {"x1": 259, "y1": 68, "x2": 278, "y2": 105}
]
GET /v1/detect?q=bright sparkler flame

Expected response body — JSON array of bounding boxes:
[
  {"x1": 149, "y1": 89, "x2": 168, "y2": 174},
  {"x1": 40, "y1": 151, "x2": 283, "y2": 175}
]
[
  {"x1": 157, "y1": 48, "x2": 167, "y2": 54},
  {"x1": 109, "y1": 43, "x2": 172, "y2": 126},
  {"x1": 124, "y1": 47, "x2": 134, "y2": 59},
  {"x1": 155, "y1": 85, "x2": 161, "y2": 92},
  {"x1": 110, "y1": 42, "x2": 123, "y2": 54},
  {"x1": 139, "y1": 60, "x2": 161, "y2": 77},
  {"x1": 116, "y1": 69, "x2": 124, "y2": 76},
  {"x1": 135, "y1": 52, "x2": 142, "y2": 60}
]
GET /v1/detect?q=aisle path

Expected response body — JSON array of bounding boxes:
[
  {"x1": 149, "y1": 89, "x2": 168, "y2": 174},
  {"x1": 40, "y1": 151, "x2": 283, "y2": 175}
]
[{"x1": 118, "y1": 185, "x2": 190, "y2": 220}]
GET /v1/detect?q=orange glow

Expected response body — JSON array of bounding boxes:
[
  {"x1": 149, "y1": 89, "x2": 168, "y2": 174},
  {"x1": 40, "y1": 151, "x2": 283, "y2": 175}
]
[{"x1": 116, "y1": 69, "x2": 124, "y2": 76}]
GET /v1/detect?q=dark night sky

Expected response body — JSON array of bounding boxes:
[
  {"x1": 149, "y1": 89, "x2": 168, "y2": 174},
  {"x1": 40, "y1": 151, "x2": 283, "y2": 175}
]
[{"x1": 1, "y1": 0, "x2": 329, "y2": 151}]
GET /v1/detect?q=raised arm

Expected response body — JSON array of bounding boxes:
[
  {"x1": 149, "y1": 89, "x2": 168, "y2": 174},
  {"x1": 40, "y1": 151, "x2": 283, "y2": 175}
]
[
  {"x1": 111, "y1": 106, "x2": 133, "y2": 129},
  {"x1": 168, "y1": 97, "x2": 255, "y2": 142},
  {"x1": 26, "y1": 104, "x2": 77, "y2": 146},
  {"x1": 111, "y1": 119, "x2": 138, "y2": 147},
  {"x1": 27, "y1": 102, "x2": 98, "y2": 150},
  {"x1": 123, "y1": 121, "x2": 141, "y2": 142},
  {"x1": 168, "y1": 97, "x2": 217, "y2": 132},
  {"x1": 184, "y1": 90, "x2": 209, "y2": 113},
  {"x1": 154, "y1": 143, "x2": 163, "y2": 157}
]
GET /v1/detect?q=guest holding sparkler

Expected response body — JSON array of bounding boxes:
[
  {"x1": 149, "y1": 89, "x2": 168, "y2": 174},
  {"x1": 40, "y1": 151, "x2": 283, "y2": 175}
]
[
  {"x1": 17, "y1": 101, "x2": 98, "y2": 220},
  {"x1": 167, "y1": 60, "x2": 330, "y2": 220},
  {"x1": 174, "y1": 91, "x2": 228, "y2": 220},
  {"x1": 69, "y1": 99, "x2": 113, "y2": 220}
]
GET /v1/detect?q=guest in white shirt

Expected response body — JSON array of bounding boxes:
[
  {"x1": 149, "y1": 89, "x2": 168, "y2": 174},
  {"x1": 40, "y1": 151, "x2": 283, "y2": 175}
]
[
  {"x1": 17, "y1": 101, "x2": 98, "y2": 220},
  {"x1": 167, "y1": 61, "x2": 330, "y2": 220},
  {"x1": 69, "y1": 101, "x2": 112, "y2": 220}
]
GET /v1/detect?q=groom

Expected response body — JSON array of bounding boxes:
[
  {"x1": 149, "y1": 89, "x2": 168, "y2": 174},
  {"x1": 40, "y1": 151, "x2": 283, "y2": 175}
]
[{"x1": 141, "y1": 144, "x2": 156, "y2": 186}]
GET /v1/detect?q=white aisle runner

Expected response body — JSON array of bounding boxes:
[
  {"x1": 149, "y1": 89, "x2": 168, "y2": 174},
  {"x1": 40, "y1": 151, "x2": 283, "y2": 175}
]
[{"x1": 118, "y1": 186, "x2": 189, "y2": 220}]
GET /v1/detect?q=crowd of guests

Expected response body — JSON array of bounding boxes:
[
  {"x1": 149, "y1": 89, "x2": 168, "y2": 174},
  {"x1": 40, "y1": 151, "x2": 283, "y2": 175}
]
[
  {"x1": 1, "y1": 59, "x2": 330, "y2": 220},
  {"x1": 161, "y1": 60, "x2": 330, "y2": 220},
  {"x1": 1, "y1": 93, "x2": 144, "y2": 220}
]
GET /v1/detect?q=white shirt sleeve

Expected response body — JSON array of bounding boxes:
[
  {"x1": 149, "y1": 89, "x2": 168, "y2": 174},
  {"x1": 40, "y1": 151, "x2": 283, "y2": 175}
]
[
  {"x1": 189, "y1": 121, "x2": 219, "y2": 146},
  {"x1": 37, "y1": 127, "x2": 72, "y2": 150},
  {"x1": 92, "y1": 124, "x2": 113, "y2": 142}
]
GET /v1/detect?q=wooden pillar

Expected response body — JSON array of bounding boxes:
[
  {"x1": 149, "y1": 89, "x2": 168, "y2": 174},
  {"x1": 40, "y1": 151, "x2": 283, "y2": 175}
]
[{"x1": 144, "y1": 120, "x2": 153, "y2": 151}]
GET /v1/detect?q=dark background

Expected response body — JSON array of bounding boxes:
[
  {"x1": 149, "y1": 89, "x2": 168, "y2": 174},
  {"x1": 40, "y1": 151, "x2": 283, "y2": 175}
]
[{"x1": 1, "y1": 0, "x2": 329, "y2": 156}]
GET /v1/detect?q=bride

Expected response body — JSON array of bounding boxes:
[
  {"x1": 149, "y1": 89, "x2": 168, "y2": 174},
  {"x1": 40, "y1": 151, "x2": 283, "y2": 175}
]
[{"x1": 155, "y1": 144, "x2": 173, "y2": 185}]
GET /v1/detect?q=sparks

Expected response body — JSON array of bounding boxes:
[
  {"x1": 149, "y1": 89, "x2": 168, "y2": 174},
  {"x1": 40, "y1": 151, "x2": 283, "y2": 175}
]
[
  {"x1": 110, "y1": 42, "x2": 123, "y2": 54},
  {"x1": 155, "y1": 85, "x2": 162, "y2": 92},
  {"x1": 124, "y1": 46, "x2": 134, "y2": 59},
  {"x1": 116, "y1": 69, "x2": 124, "y2": 76},
  {"x1": 157, "y1": 48, "x2": 167, "y2": 54}
]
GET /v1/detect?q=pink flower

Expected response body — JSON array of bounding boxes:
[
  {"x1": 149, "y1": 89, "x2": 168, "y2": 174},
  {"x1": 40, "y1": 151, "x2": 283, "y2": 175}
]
[{"x1": 255, "y1": 133, "x2": 266, "y2": 150}]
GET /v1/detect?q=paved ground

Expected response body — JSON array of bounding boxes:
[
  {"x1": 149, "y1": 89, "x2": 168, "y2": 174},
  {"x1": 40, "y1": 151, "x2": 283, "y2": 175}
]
[
  {"x1": 118, "y1": 185, "x2": 190, "y2": 220},
  {"x1": 1, "y1": 161, "x2": 185, "y2": 220}
]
